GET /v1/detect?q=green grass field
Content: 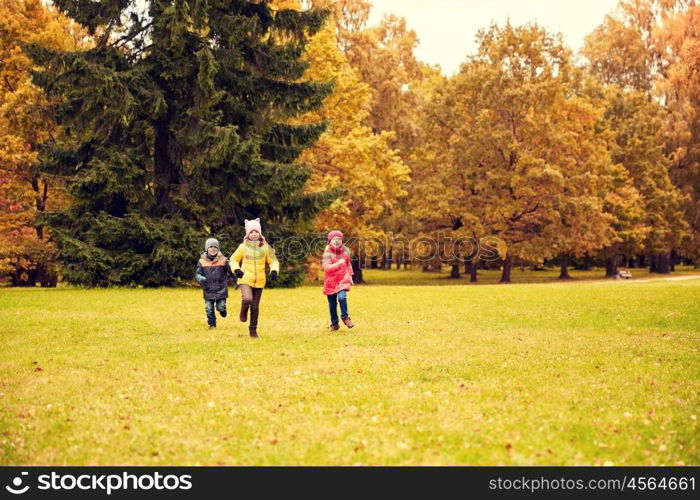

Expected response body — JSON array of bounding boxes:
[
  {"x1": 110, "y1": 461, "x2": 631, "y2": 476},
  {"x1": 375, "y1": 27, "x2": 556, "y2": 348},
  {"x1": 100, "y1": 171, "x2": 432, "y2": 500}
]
[{"x1": 1, "y1": 268, "x2": 699, "y2": 465}]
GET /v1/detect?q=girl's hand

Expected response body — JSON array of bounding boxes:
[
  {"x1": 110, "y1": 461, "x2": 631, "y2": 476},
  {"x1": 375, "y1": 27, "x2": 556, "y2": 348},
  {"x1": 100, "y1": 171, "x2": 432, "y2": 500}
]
[{"x1": 234, "y1": 269, "x2": 244, "y2": 279}]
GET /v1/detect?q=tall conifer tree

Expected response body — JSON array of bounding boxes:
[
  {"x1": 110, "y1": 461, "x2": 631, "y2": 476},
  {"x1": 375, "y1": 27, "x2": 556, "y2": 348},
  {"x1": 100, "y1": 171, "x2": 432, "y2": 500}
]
[{"x1": 29, "y1": 0, "x2": 336, "y2": 286}]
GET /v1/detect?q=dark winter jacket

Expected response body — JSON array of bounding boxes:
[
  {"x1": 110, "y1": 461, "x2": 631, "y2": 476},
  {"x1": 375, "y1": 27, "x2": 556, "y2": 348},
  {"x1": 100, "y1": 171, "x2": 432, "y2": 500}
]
[{"x1": 195, "y1": 251, "x2": 230, "y2": 300}]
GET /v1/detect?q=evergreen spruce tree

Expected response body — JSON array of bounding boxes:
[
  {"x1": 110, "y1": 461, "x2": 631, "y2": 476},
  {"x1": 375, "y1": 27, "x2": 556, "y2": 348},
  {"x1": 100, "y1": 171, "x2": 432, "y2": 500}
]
[{"x1": 28, "y1": 0, "x2": 337, "y2": 286}]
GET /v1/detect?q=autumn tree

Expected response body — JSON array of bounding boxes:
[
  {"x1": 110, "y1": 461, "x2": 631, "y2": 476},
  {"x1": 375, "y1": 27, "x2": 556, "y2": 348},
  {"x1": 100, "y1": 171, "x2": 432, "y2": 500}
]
[
  {"x1": 409, "y1": 71, "x2": 482, "y2": 279},
  {"x1": 600, "y1": 86, "x2": 689, "y2": 273},
  {"x1": 327, "y1": 0, "x2": 441, "y2": 269},
  {"x1": 583, "y1": 0, "x2": 695, "y2": 271},
  {"x1": 412, "y1": 23, "x2": 626, "y2": 283},
  {"x1": 581, "y1": 0, "x2": 661, "y2": 92},
  {"x1": 655, "y1": 1, "x2": 700, "y2": 265},
  {"x1": 0, "y1": 0, "x2": 85, "y2": 286},
  {"x1": 274, "y1": 0, "x2": 410, "y2": 283}
]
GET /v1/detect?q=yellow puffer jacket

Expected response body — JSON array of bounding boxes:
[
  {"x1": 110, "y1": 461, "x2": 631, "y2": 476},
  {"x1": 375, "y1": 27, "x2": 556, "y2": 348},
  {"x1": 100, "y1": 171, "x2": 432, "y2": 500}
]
[{"x1": 230, "y1": 241, "x2": 280, "y2": 288}]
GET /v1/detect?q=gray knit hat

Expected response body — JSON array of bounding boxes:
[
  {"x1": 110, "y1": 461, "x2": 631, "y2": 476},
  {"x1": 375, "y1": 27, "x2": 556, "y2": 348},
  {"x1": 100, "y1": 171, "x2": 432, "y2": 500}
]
[{"x1": 204, "y1": 237, "x2": 220, "y2": 252}]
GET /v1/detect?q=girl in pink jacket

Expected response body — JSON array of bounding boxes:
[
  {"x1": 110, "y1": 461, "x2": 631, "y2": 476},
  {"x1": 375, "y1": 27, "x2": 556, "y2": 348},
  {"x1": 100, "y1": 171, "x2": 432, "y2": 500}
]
[{"x1": 322, "y1": 230, "x2": 355, "y2": 331}]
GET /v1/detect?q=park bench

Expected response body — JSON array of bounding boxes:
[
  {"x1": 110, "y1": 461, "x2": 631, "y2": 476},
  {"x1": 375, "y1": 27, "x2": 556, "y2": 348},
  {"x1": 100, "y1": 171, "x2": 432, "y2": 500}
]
[{"x1": 617, "y1": 269, "x2": 632, "y2": 279}]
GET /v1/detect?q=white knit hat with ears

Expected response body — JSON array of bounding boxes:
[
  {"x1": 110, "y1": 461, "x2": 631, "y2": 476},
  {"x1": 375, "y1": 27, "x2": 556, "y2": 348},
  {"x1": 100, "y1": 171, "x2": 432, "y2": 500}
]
[{"x1": 244, "y1": 218, "x2": 264, "y2": 242}]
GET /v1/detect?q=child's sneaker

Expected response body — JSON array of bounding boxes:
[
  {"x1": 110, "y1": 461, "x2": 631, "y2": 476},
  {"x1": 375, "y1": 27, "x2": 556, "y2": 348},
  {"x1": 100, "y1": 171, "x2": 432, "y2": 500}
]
[
  {"x1": 220, "y1": 309, "x2": 227, "y2": 318},
  {"x1": 341, "y1": 316, "x2": 354, "y2": 328},
  {"x1": 209, "y1": 324, "x2": 216, "y2": 329},
  {"x1": 328, "y1": 323, "x2": 340, "y2": 331}
]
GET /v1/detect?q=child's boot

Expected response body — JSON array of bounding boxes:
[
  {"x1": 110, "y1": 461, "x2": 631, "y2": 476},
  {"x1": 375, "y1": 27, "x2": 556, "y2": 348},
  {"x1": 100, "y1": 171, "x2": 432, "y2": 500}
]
[
  {"x1": 342, "y1": 316, "x2": 354, "y2": 328},
  {"x1": 328, "y1": 323, "x2": 340, "y2": 331},
  {"x1": 249, "y1": 329, "x2": 258, "y2": 338}
]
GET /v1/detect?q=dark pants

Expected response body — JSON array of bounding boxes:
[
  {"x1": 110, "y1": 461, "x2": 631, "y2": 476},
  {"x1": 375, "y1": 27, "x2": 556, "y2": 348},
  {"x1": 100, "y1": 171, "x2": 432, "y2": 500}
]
[
  {"x1": 327, "y1": 290, "x2": 349, "y2": 325},
  {"x1": 204, "y1": 298, "x2": 227, "y2": 327},
  {"x1": 239, "y1": 284, "x2": 263, "y2": 332}
]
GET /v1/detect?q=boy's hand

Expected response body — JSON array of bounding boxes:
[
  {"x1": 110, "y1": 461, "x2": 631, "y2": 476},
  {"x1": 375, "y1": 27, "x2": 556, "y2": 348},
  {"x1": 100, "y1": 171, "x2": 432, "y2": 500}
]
[
  {"x1": 234, "y1": 269, "x2": 244, "y2": 279},
  {"x1": 195, "y1": 275, "x2": 207, "y2": 285},
  {"x1": 270, "y1": 271, "x2": 278, "y2": 281}
]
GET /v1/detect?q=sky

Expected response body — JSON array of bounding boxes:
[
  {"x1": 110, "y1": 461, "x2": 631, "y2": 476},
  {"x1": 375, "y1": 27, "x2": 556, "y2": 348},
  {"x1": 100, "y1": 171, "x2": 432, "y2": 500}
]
[{"x1": 367, "y1": 0, "x2": 622, "y2": 75}]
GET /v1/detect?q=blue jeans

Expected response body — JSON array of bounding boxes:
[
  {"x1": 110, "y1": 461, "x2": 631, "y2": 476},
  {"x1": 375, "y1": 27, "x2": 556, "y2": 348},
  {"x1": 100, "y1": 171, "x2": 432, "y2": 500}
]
[
  {"x1": 327, "y1": 290, "x2": 349, "y2": 325},
  {"x1": 204, "y1": 298, "x2": 227, "y2": 326}
]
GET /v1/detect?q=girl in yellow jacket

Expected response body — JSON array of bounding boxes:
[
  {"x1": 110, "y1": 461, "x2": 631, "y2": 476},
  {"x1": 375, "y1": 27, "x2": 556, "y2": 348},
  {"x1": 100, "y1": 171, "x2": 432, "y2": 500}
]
[{"x1": 230, "y1": 218, "x2": 279, "y2": 337}]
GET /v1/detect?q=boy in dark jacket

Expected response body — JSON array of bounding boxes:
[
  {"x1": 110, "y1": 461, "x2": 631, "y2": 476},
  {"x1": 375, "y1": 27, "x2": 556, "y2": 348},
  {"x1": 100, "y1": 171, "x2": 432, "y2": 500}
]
[{"x1": 195, "y1": 238, "x2": 231, "y2": 329}]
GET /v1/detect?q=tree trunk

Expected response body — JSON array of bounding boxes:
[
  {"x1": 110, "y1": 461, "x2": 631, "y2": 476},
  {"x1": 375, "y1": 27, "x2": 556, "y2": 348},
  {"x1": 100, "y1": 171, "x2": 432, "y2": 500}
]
[
  {"x1": 654, "y1": 253, "x2": 671, "y2": 274},
  {"x1": 351, "y1": 254, "x2": 364, "y2": 284},
  {"x1": 637, "y1": 254, "x2": 645, "y2": 268},
  {"x1": 11, "y1": 267, "x2": 37, "y2": 287},
  {"x1": 499, "y1": 254, "x2": 513, "y2": 283},
  {"x1": 469, "y1": 260, "x2": 478, "y2": 282},
  {"x1": 37, "y1": 265, "x2": 58, "y2": 288},
  {"x1": 421, "y1": 256, "x2": 442, "y2": 272},
  {"x1": 450, "y1": 262, "x2": 461, "y2": 278},
  {"x1": 31, "y1": 174, "x2": 46, "y2": 240},
  {"x1": 370, "y1": 255, "x2": 378, "y2": 269},
  {"x1": 583, "y1": 252, "x2": 591, "y2": 271},
  {"x1": 558, "y1": 255, "x2": 571, "y2": 279},
  {"x1": 670, "y1": 249, "x2": 678, "y2": 272},
  {"x1": 650, "y1": 254, "x2": 658, "y2": 273},
  {"x1": 404, "y1": 258, "x2": 408, "y2": 270},
  {"x1": 153, "y1": 118, "x2": 177, "y2": 214},
  {"x1": 605, "y1": 256, "x2": 618, "y2": 277}
]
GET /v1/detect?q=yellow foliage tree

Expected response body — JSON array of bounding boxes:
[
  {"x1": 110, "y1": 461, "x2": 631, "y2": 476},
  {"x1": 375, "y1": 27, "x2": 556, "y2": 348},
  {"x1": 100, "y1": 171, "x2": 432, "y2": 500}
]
[
  {"x1": 0, "y1": 0, "x2": 86, "y2": 285},
  {"x1": 583, "y1": 0, "x2": 696, "y2": 270},
  {"x1": 273, "y1": 0, "x2": 410, "y2": 281},
  {"x1": 412, "y1": 23, "x2": 630, "y2": 283}
]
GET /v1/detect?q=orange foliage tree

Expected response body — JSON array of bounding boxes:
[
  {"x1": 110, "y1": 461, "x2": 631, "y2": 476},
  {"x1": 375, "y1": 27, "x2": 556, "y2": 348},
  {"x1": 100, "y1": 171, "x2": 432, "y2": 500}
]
[{"x1": 0, "y1": 0, "x2": 86, "y2": 285}]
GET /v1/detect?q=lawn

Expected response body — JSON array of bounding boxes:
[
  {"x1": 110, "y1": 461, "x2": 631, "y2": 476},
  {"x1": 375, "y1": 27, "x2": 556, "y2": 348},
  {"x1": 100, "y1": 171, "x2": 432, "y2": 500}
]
[{"x1": 1, "y1": 269, "x2": 699, "y2": 465}]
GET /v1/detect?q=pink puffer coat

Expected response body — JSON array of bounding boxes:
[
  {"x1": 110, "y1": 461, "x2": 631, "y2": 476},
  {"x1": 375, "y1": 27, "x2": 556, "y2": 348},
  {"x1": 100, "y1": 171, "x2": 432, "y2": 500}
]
[{"x1": 322, "y1": 244, "x2": 353, "y2": 295}]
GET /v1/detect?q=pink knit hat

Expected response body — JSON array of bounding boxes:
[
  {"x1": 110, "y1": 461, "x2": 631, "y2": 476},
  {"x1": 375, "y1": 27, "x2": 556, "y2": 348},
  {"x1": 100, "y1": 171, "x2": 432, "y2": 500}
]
[
  {"x1": 327, "y1": 230, "x2": 344, "y2": 243},
  {"x1": 244, "y1": 218, "x2": 265, "y2": 242}
]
